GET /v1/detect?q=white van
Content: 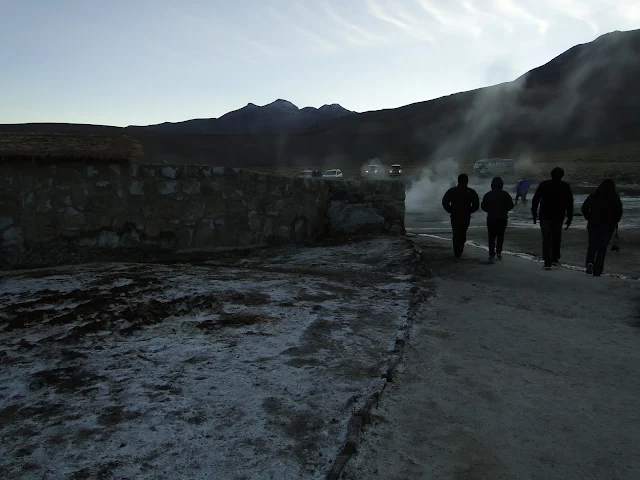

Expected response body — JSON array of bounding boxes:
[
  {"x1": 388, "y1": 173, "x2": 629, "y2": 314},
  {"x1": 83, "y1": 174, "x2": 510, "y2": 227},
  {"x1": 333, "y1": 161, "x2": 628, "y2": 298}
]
[
  {"x1": 323, "y1": 169, "x2": 344, "y2": 178},
  {"x1": 473, "y1": 158, "x2": 515, "y2": 177}
]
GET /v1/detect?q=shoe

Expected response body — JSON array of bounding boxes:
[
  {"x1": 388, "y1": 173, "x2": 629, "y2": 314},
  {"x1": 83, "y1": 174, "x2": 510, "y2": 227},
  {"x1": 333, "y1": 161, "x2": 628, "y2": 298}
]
[
  {"x1": 586, "y1": 263, "x2": 594, "y2": 275},
  {"x1": 488, "y1": 256, "x2": 495, "y2": 264},
  {"x1": 497, "y1": 253, "x2": 503, "y2": 260},
  {"x1": 543, "y1": 265, "x2": 552, "y2": 270}
]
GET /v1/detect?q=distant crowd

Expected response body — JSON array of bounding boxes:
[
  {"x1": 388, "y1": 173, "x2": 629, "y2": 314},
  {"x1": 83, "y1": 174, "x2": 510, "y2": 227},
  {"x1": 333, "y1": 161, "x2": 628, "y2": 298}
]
[{"x1": 441, "y1": 168, "x2": 623, "y2": 276}]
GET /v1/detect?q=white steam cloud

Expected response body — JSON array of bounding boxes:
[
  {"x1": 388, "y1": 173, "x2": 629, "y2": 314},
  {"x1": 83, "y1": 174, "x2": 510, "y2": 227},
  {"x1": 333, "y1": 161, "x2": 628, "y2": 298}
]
[{"x1": 405, "y1": 158, "x2": 460, "y2": 214}]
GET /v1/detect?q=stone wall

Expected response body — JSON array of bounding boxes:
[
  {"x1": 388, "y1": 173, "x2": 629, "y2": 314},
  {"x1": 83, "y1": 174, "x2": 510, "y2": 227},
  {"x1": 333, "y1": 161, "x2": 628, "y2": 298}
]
[{"x1": 0, "y1": 162, "x2": 405, "y2": 264}]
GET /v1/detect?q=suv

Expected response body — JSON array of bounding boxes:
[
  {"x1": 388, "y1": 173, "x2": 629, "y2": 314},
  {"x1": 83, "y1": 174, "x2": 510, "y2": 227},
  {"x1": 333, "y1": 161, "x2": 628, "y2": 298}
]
[
  {"x1": 364, "y1": 164, "x2": 379, "y2": 176},
  {"x1": 388, "y1": 164, "x2": 402, "y2": 176},
  {"x1": 323, "y1": 169, "x2": 344, "y2": 178}
]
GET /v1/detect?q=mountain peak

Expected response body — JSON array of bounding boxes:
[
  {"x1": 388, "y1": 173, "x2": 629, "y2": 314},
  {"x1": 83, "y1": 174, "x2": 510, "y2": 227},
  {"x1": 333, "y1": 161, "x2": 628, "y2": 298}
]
[
  {"x1": 267, "y1": 99, "x2": 299, "y2": 110},
  {"x1": 319, "y1": 103, "x2": 344, "y2": 110}
]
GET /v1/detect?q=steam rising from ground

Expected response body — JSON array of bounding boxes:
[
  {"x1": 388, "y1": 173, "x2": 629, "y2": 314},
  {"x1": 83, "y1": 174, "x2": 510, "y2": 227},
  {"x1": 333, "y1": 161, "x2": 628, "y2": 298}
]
[
  {"x1": 515, "y1": 155, "x2": 540, "y2": 177},
  {"x1": 405, "y1": 159, "x2": 460, "y2": 214},
  {"x1": 405, "y1": 158, "x2": 529, "y2": 214}
]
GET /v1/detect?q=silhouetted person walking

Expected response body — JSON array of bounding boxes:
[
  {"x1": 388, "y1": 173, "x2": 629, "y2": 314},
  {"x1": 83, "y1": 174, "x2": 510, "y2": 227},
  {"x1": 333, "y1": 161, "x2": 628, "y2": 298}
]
[
  {"x1": 581, "y1": 179, "x2": 623, "y2": 277},
  {"x1": 481, "y1": 177, "x2": 514, "y2": 263},
  {"x1": 442, "y1": 174, "x2": 480, "y2": 259},
  {"x1": 531, "y1": 167, "x2": 574, "y2": 269}
]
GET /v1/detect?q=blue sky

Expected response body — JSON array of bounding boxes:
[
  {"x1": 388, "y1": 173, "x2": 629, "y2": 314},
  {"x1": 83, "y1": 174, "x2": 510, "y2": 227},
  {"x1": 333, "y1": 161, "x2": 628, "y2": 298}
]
[{"x1": 1, "y1": 0, "x2": 638, "y2": 126}]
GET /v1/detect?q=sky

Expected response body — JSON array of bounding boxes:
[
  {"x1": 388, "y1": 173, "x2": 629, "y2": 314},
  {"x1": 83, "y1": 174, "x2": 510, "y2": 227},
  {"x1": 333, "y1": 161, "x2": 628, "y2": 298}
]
[{"x1": 1, "y1": 0, "x2": 639, "y2": 127}]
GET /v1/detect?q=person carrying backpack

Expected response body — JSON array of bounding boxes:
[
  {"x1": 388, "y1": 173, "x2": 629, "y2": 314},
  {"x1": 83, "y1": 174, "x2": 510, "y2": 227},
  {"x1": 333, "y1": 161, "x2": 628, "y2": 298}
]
[{"x1": 481, "y1": 177, "x2": 514, "y2": 263}]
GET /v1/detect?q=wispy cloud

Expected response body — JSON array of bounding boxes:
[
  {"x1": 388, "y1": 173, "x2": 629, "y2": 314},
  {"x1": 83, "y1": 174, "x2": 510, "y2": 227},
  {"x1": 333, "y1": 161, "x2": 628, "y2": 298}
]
[
  {"x1": 459, "y1": 0, "x2": 514, "y2": 34},
  {"x1": 267, "y1": 7, "x2": 338, "y2": 53},
  {"x1": 538, "y1": 0, "x2": 598, "y2": 34},
  {"x1": 415, "y1": 0, "x2": 483, "y2": 38},
  {"x1": 493, "y1": 0, "x2": 550, "y2": 36},
  {"x1": 319, "y1": 1, "x2": 387, "y2": 46},
  {"x1": 366, "y1": 0, "x2": 435, "y2": 43},
  {"x1": 366, "y1": 0, "x2": 412, "y2": 30}
]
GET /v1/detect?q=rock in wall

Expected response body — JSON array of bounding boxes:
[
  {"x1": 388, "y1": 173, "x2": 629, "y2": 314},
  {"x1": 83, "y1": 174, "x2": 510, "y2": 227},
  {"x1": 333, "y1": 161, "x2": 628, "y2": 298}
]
[{"x1": 327, "y1": 180, "x2": 406, "y2": 234}]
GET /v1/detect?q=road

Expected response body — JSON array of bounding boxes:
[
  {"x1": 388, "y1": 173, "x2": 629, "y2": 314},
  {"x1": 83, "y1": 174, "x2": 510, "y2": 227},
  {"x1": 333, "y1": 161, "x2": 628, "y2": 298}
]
[
  {"x1": 406, "y1": 193, "x2": 640, "y2": 279},
  {"x1": 344, "y1": 236, "x2": 640, "y2": 480}
]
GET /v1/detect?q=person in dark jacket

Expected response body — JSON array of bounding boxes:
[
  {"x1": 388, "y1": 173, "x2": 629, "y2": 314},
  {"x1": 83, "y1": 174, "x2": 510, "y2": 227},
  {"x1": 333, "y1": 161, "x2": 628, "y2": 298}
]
[
  {"x1": 515, "y1": 177, "x2": 530, "y2": 205},
  {"x1": 481, "y1": 177, "x2": 514, "y2": 262},
  {"x1": 531, "y1": 167, "x2": 574, "y2": 269},
  {"x1": 581, "y1": 179, "x2": 623, "y2": 277},
  {"x1": 442, "y1": 173, "x2": 480, "y2": 259}
]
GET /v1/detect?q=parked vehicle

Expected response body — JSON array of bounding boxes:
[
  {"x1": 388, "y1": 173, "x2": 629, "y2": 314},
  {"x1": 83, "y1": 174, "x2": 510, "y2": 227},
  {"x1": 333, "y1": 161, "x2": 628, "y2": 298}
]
[
  {"x1": 364, "y1": 164, "x2": 380, "y2": 176},
  {"x1": 473, "y1": 158, "x2": 515, "y2": 177},
  {"x1": 297, "y1": 169, "x2": 322, "y2": 178},
  {"x1": 388, "y1": 164, "x2": 402, "y2": 176},
  {"x1": 323, "y1": 169, "x2": 344, "y2": 178}
]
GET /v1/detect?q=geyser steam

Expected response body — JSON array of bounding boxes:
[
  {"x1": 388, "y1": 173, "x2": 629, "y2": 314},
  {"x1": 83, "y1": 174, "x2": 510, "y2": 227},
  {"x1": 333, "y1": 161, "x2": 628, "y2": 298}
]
[{"x1": 405, "y1": 158, "x2": 460, "y2": 214}]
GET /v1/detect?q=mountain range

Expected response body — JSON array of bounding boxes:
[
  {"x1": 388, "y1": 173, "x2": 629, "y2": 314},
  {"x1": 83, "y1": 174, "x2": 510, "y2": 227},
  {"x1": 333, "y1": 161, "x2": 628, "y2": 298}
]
[
  {"x1": 2, "y1": 28, "x2": 640, "y2": 167},
  {"x1": 138, "y1": 100, "x2": 354, "y2": 134}
]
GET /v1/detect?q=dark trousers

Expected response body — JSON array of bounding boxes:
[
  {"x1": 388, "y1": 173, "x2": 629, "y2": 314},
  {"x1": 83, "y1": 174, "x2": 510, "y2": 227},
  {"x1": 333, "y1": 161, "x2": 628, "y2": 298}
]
[
  {"x1": 540, "y1": 219, "x2": 563, "y2": 266},
  {"x1": 451, "y1": 216, "x2": 471, "y2": 258},
  {"x1": 487, "y1": 219, "x2": 507, "y2": 257},
  {"x1": 515, "y1": 191, "x2": 528, "y2": 205},
  {"x1": 586, "y1": 226, "x2": 614, "y2": 276}
]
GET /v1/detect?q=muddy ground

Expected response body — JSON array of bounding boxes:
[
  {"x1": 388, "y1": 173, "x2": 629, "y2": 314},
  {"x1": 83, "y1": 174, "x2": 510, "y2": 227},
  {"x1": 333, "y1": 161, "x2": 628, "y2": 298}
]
[{"x1": 0, "y1": 237, "x2": 419, "y2": 480}]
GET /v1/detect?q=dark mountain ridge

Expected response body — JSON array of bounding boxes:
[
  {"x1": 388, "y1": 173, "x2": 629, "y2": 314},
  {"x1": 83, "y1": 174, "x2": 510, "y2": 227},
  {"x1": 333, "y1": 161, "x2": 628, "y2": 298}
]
[{"x1": 135, "y1": 99, "x2": 355, "y2": 134}]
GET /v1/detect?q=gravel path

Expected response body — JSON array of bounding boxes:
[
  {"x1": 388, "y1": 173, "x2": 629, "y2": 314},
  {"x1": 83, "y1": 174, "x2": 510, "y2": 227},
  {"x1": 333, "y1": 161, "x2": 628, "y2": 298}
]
[{"x1": 345, "y1": 236, "x2": 640, "y2": 480}]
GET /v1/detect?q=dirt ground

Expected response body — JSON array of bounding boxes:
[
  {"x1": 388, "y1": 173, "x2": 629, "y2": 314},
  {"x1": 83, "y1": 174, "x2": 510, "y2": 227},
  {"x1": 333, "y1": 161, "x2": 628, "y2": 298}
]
[
  {"x1": 344, "y1": 236, "x2": 640, "y2": 480},
  {"x1": 0, "y1": 237, "x2": 417, "y2": 480}
]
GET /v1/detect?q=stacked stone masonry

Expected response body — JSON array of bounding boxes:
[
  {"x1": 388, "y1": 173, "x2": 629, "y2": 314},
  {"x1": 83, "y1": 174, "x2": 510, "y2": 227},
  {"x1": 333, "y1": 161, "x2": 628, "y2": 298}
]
[{"x1": 0, "y1": 163, "x2": 405, "y2": 257}]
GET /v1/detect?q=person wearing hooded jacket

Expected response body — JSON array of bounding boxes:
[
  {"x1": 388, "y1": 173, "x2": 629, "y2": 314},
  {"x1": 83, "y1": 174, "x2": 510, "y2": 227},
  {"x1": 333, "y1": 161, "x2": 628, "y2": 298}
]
[
  {"x1": 481, "y1": 177, "x2": 514, "y2": 262},
  {"x1": 581, "y1": 178, "x2": 623, "y2": 277},
  {"x1": 515, "y1": 177, "x2": 530, "y2": 205},
  {"x1": 531, "y1": 167, "x2": 574, "y2": 269},
  {"x1": 442, "y1": 173, "x2": 480, "y2": 259}
]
